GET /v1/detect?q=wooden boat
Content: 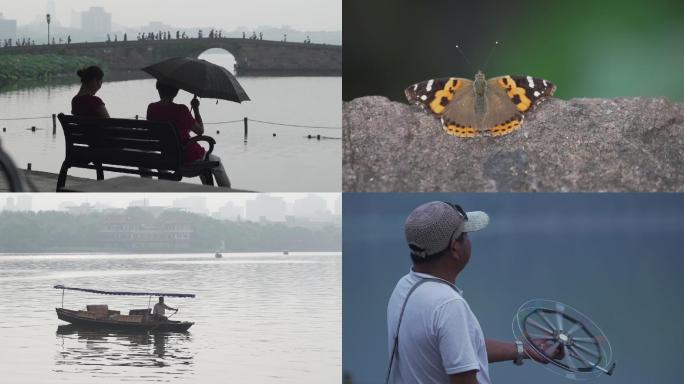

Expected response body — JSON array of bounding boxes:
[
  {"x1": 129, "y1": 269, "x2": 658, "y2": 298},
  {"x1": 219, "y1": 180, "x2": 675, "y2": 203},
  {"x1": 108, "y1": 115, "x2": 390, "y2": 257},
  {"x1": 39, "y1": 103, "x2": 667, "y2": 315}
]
[{"x1": 54, "y1": 285, "x2": 195, "y2": 332}]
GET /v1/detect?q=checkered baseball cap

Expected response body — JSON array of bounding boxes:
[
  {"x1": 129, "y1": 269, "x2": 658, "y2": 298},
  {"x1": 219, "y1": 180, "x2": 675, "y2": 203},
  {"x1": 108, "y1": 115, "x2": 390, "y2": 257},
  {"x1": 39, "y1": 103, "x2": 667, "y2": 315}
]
[{"x1": 405, "y1": 201, "x2": 489, "y2": 258}]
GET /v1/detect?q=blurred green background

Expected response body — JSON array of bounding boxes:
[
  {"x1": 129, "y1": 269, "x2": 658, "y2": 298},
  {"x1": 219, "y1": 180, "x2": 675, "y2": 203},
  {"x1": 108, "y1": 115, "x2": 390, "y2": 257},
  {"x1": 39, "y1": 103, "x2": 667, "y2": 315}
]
[{"x1": 343, "y1": 0, "x2": 684, "y2": 101}]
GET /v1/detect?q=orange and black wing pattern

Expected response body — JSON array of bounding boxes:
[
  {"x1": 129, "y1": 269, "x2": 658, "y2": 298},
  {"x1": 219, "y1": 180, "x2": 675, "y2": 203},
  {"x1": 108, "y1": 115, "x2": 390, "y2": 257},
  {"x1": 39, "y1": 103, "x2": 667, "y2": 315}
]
[
  {"x1": 492, "y1": 75, "x2": 556, "y2": 113},
  {"x1": 405, "y1": 77, "x2": 471, "y2": 115}
]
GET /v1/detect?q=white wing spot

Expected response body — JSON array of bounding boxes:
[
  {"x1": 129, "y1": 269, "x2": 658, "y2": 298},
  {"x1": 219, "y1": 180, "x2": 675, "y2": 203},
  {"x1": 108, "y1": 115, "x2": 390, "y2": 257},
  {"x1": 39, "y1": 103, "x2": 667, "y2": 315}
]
[
  {"x1": 542, "y1": 80, "x2": 548, "y2": 87},
  {"x1": 413, "y1": 84, "x2": 418, "y2": 91},
  {"x1": 420, "y1": 95, "x2": 428, "y2": 101},
  {"x1": 534, "y1": 91, "x2": 541, "y2": 97},
  {"x1": 526, "y1": 76, "x2": 535, "y2": 88},
  {"x1": 426, "y1": 79, "x2": 434, "y2": 92}
]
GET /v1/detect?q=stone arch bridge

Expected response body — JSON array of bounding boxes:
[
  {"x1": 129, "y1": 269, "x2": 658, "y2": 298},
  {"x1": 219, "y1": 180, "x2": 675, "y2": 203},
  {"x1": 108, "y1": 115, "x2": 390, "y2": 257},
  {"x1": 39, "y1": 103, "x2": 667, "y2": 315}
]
[{"x1": 1, "y1": 38, "x2": 341, "y2": 76}]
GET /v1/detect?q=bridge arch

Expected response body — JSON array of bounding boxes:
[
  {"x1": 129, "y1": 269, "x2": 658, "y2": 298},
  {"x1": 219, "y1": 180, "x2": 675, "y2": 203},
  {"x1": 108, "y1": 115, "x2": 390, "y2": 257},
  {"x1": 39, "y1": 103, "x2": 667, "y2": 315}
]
[{"x1": 197, "y1": 48, "x2": 237, "y2": 75}]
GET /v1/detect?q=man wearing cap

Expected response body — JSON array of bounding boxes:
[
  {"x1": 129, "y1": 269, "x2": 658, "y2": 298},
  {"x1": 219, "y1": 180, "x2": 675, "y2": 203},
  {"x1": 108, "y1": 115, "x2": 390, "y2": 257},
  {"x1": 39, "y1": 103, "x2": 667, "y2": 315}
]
[{"x1": 387, "y1": 201, "x2": 559, "y2": 384}]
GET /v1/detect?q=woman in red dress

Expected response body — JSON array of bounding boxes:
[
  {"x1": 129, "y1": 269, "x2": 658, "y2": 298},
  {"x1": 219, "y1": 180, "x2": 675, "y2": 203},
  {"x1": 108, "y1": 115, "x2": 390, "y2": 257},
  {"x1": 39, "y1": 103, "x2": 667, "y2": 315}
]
[
  {"x1": 71, "y1": 66, "x2": 109, "y2": 118},
  {"x1": 147, "y1": 81, "x2": 231, "y2": 187}
]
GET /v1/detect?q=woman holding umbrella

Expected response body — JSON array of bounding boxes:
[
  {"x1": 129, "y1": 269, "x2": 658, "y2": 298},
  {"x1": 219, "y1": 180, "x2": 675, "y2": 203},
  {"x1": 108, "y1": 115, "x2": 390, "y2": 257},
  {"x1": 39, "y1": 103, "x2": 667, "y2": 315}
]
[
  {"x1": 142, "y1": 57, "x2": 250, "y2": 188},
  {"x1": 147, "y1": 81, "x2": 231, "y2": 187}
]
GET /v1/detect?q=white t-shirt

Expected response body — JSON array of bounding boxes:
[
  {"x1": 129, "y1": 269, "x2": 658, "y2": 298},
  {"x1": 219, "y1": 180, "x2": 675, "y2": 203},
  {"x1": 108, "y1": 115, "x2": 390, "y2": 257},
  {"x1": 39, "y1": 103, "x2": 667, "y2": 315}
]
[
  {"x1": 387, "y1": 270, "x2": 491, "y2": 384},
  {"x1": 153, "y1": 302, "x2": 172, "y2": 316}
]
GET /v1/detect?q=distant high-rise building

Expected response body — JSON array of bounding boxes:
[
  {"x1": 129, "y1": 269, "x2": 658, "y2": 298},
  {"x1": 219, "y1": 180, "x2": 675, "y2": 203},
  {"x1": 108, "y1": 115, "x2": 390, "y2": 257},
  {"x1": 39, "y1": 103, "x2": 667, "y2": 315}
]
[
  {"x1": 81, "y1": 7, "x2": 111, "y2": 38},
  {"x1": 4, "y1": 197, "x2": 15, "y2": 211},
  {"x1": 292, "y1": 194, "x2": 331, "y2": 220},
  {"x1": 173, "y1": 196, "x2": 208, "y2": 215},
  {"x1": 1, "y1": 196, "x2": 30, "y2": 211},
  {"x1": 246, "y1": 195, "x2": 286, "y2": 222},
  {"x1": 15, "y1": 196, "x2": 32, "y2": 211},
  {"x1": 0, "y1": 13, "x2": 18, "y2": 41},
  {"x1": 147, "y1": 21, "x2": 172, "y2": 31},
  {"x1": 70, "y1": 10, "x2": 82, "y2": 29},
  {"x1": 215, "y1": 201, "x2": 244, "y2": 221}
]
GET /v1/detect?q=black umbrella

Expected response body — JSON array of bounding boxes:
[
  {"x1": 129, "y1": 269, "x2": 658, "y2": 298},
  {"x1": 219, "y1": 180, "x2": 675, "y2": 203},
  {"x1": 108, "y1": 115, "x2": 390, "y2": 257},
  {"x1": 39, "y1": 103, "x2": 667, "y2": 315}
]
[{"x1": 142, "y1": 57, "x2": 250, "y2": 102}]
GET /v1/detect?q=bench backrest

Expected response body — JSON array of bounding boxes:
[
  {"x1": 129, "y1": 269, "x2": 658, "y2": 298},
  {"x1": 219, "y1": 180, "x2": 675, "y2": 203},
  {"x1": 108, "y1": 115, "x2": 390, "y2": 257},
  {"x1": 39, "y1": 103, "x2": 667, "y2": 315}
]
[{"x1": 58, "y1": 113, "x2": 183, "y2": 172}]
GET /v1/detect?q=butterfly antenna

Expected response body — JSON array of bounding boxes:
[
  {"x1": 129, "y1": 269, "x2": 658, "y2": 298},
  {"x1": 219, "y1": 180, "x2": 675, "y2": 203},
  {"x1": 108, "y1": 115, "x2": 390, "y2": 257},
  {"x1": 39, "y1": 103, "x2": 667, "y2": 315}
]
[
  {"x1": 481, "y1": 41, "x2": 499, "y2": 72},
  {"x1": 454, "y1": 44, "x2": 475, "y2": 72}
]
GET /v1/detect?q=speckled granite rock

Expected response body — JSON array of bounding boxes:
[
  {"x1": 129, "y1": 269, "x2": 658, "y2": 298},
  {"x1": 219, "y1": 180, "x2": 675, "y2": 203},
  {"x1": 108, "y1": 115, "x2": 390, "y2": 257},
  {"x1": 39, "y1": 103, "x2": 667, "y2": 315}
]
[{"x1": 343, "y1": 96, "x2": 684, "y2": 192}]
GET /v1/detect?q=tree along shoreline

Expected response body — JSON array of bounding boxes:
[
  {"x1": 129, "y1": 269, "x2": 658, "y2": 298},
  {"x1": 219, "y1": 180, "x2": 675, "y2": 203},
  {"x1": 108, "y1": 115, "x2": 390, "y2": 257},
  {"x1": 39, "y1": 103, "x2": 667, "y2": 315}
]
[
  {"x1": 0, "y1": 54, "x2": 106, "y2": 86},
  {"x1": 0, "y1": 208, "x2": 341, "y2": 253}
]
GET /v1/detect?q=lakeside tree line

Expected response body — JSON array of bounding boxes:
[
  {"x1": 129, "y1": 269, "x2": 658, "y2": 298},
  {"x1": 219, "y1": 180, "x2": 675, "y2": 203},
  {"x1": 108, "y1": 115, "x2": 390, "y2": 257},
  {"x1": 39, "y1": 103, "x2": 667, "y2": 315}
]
[
  {"x1": 0, "y1": 54, "x2": 104, "y2": 86},
  {"x1": 0, "y1": 208, "x2": 340, "y2": 253}
]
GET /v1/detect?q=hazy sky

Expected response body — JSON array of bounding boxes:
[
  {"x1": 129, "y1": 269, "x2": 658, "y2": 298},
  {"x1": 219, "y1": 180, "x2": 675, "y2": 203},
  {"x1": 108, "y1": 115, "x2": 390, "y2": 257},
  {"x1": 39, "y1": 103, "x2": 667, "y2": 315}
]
[
  {"x1": 3, "y1": 193, "x2": 340, "y2": 212},
  {"x1": 0, "y1": 0, "x2": 341, "y2": 30}
]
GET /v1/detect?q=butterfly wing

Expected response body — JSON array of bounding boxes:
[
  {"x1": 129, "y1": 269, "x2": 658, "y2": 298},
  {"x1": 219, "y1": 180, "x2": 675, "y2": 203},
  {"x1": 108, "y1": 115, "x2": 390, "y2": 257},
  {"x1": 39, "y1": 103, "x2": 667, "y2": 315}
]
[
  {"x1": 441, "y1": 88, "x2": 481, "y2": 137},
  {"x1": 489, "y1": 75, "x2": 556, "y2": 113},
  {"x1": 482, "y1": 81, "x2": 523, "y2": 137},
  {"x1": 405, "y1": 77, "x2": 472, "y2": 116},
  {"x1": 484, "y1": 75, "x2": 556, "y2": 136}
]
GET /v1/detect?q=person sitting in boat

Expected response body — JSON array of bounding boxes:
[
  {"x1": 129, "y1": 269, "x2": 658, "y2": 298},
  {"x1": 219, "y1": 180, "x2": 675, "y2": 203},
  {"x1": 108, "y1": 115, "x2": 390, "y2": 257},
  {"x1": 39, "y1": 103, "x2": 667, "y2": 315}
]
[
  {"x1": 146, "y1": 81, "x2": 231, "y2": 187},
  {"x1": 152, "y1": 297, "x2": 177, "y2": 321},
  {"x1": 72, "y1": 65, "x2": 110, "y2": 118}
]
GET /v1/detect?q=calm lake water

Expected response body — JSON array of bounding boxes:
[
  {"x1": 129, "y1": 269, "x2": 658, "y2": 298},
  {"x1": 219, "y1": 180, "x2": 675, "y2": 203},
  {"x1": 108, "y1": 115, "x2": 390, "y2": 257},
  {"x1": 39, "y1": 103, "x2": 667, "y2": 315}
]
[
  {"x1": 0, "y1": 52, "x2": 341, "y2": 192},
  {"x1": 0, "y1": 252, "x2": 341, "y2": 383},
  {"x1": 343, "y1": 193, "x2": 684, "y2": 384}
]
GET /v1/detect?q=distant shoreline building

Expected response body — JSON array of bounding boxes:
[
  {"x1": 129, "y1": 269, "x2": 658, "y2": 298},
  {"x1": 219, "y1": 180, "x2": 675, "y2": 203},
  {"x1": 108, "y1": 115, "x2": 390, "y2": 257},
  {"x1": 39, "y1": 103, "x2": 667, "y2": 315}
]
[
  {"x1": 0, "y1": 13, "x2": 18, "y2": 41},
  {"x1": 2, "y1": 196, "x2": 32, "y2": 212},
  {"x1": 70, "y1": 10, "x2": 82, "y2": 29},
  {"x1": 246, "y1": 195, "x2": 286, "y2": 222},
  {"x1": 81, "y1": 7, "x2": 111, "y2": 38},
  {"x1": 100, "y1": 214, "x2": 193, "y2": 250}
]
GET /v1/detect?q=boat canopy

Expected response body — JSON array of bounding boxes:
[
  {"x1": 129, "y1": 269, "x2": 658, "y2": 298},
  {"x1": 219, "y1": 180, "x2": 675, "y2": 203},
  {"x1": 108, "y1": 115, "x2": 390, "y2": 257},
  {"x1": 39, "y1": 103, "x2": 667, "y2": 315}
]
[{"x1": 53, "y1": 285, "x2": 195, "y2": 298}]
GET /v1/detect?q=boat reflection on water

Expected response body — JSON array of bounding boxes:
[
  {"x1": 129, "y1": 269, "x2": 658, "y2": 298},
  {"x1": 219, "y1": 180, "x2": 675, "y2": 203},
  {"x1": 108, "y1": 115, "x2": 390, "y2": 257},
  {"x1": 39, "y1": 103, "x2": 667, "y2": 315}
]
[{"x1": 55, "y1": 325, "x2": 194, "y2": 373}]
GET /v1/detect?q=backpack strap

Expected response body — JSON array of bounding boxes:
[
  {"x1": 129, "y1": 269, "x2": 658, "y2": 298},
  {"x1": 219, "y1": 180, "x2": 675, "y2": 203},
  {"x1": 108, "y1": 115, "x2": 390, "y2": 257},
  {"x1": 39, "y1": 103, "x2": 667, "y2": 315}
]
[{"x1": 386, "y1": 277, "x2": 460, "y2": 383}]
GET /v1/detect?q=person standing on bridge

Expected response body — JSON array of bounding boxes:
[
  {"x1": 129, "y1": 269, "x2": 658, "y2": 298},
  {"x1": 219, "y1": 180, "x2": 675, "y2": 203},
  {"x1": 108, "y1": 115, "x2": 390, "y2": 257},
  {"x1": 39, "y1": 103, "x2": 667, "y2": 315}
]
[
  {"x1": 71, "y1": 66, "x2": 110, "y2": 118},
  {"x1": 146, "y1": 81, "x2": 232, "y2": 187}
]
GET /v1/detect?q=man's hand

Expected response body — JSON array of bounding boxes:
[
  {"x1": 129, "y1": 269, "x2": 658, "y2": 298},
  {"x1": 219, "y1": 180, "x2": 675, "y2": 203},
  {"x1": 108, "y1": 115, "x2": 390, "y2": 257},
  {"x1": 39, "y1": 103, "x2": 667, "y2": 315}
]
[
  {"x1": 525, "y1": 338, "x2": 565, "y2": 364},
  {"x1": 191, "y1": 96, "x2": 200, "y2": 109}
]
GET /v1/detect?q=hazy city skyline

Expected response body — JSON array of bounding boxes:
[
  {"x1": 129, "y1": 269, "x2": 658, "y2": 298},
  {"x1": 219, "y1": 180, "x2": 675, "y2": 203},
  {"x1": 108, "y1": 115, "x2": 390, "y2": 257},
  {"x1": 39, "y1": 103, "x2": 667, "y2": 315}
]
[
  {"x1": 0, "y1": 193, "x2": 341, "y2": 215},
  {"x1": 0, "y1": 0, "x2": 341, "y2": 31}
]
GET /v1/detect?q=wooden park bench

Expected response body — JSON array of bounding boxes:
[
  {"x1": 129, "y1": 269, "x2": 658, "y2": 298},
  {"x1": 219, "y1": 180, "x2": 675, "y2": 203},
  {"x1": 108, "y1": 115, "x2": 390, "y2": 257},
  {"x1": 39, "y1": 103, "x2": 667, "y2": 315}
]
[{"x1": 56, "y1": 113, "x2": 220, "y2": 191}]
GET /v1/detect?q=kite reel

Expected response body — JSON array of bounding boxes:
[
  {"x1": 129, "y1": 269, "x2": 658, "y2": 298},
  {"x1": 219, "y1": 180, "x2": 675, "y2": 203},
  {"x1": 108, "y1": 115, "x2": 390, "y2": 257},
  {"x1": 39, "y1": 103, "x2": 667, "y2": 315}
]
[{"x1": 513, "y1": 299, "x2": 616, "y2": 381}]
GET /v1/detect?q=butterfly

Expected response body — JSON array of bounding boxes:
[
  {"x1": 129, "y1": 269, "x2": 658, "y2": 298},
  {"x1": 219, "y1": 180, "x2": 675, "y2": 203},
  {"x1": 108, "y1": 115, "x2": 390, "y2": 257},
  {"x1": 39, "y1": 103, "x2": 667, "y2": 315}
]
[{"x1": 405, "y1": 70, "x2": 556, "y2": 137}]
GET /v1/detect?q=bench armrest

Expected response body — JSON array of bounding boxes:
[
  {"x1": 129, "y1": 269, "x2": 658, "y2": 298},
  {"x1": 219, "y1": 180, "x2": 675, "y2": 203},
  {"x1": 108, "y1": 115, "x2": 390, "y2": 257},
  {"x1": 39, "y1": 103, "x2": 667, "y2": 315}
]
[{"x1": 185, "y1": 135, "x2": 216, "y2": 156}]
